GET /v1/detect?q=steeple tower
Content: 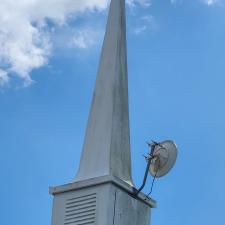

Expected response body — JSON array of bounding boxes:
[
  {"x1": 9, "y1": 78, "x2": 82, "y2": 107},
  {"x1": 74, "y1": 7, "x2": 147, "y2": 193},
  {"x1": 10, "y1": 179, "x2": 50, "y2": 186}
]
[
  {"x1": 50, "y1": 1, "x2": 156, "y2": 225},
  {"x1": 75, "y1": 0, "x2": 132, "y2": 185}
]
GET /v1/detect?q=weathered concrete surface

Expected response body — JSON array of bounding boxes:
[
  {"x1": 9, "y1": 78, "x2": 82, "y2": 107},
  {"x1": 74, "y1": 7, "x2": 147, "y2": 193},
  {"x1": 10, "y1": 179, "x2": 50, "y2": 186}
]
[
  {"x1": 50, "y1": 176, "x2": 155, "y2": 225},
  {"x1": 50, "y1": 175, "x2": 156, "y2": 208},
  {"x1": 75, "y1": 0, "x2": 133, "y2": 185}
]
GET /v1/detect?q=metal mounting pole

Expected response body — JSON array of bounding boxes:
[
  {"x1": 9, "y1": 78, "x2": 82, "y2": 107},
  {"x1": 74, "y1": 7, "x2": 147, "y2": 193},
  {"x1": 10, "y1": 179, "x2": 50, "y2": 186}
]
[
  {"x1": 134, "y1": 141, "x2": 162, "y2": 196},
  {"x1": 134, "y1": 156, "x2": 152, "y2": 196}
]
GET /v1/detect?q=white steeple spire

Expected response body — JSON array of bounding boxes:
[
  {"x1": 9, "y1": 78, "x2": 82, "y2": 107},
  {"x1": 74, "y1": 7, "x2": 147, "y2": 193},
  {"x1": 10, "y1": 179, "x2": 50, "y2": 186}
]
[
  {"x1": 75, "y1": 0, "x2": 133, "y2": 185},
  {"x1": 50, "y1": 3, "x2": 155, "y2": 225}
]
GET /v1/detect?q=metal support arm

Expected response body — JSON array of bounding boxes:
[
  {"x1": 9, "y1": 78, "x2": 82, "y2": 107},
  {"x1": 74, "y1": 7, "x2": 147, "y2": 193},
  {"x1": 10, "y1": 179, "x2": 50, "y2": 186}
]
[{"x1": 134, "y1": 156, "x2": 152, "y2": 196}]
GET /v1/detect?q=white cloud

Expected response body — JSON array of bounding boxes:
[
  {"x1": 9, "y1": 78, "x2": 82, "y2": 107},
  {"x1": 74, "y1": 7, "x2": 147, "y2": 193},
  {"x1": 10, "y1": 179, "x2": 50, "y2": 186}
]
[
  {"x1": 0, "y1": 0, "x2": 152, "y2": 87},
  {"x1": 0, "y1": 0, "x2": 109, "y2": 86}
]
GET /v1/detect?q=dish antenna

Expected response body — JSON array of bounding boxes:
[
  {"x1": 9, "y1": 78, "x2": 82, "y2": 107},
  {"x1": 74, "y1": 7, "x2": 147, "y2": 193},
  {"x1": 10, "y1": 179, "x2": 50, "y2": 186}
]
[{"x1": 134, "y1": 140, "x2": 178, "y2": 196}]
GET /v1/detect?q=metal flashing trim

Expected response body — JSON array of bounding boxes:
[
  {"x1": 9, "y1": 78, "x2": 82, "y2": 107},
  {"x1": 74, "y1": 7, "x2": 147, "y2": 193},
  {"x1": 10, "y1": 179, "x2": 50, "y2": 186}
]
[{"x1": 49, "y1": 175, "x2": 156, "y2": 208}]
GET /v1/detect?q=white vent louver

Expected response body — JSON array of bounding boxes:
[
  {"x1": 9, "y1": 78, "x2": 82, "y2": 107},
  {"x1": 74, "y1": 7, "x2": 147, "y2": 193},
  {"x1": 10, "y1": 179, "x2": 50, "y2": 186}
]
[{"x1": 64, "y1": 193, "x2": 97, "y2": 225}]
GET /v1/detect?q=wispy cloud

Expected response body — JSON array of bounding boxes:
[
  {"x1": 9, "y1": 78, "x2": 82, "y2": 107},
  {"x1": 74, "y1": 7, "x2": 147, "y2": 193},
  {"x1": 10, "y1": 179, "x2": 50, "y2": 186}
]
[
  {"x1": 0, "y1": 0, "x2": 153, "y2": 87},
  {"x1": 171, "y1": 0, "x2": 222, "y2": 5},
  {"x1": 170, "y1": 0, "x2": 183, "y2": 4},
  {"x1": 0, "y1": 0, "x2": 109, "y2": 87},
  {"x1": 132, "y1": 14, "x2": 157, "y2": 35},
  {"x1": 201, "y1": 0, "x2": 220, "y2": 5},
  {"x1": 69, "y1": 27, "x2": 104, "y2": 50},
  {"x1": 127, "y1": 0, "x2": 151, "y2": 7},
  {"x1": 0, "y1": 69, "x2": 9, "y2": 86}
]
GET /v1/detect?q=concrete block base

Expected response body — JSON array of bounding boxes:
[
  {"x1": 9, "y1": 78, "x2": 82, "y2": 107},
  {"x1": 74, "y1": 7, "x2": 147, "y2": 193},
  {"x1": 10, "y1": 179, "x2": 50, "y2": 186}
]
[{"x1": 50, "y1": 176, "x2": 156, "y2": 225}]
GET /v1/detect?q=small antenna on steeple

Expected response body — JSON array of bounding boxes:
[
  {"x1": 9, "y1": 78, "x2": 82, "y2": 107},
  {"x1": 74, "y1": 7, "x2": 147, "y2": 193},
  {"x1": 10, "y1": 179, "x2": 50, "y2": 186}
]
[{"x1": 135, "y1": 140, "x2": 178, "y2": 196}]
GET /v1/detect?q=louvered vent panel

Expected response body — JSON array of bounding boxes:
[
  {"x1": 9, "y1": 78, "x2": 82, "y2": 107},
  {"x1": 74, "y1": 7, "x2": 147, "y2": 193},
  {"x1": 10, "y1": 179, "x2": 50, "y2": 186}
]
[{"x1": 64, "y1": 193, "x2": 97, "y2": 225}]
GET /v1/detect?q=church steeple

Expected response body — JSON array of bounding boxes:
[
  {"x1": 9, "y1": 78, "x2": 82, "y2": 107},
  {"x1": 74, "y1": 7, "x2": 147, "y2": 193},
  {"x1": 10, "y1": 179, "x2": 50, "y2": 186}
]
[
  {"x1": 50, "y1": 2, "x2": 155, "y2": 225},
  {"x1": 75, "y1": 0, "x2": 133, "y2": 185}
]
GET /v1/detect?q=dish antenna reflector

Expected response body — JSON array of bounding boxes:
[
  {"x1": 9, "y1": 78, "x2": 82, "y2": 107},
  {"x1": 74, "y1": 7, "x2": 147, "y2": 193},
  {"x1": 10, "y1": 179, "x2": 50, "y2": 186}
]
[
  {"x1": 135, "y1": 140, "x2": 178, "y2": 196},
  {"x1": 149, "y1": 140, "x2": 177, "y2": 178}
]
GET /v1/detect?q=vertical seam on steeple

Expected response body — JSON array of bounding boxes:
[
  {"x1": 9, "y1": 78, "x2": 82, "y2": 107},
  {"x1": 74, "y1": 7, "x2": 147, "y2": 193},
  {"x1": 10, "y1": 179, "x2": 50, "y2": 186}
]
[{"x1": 112, "y1": 189, "x2": 117, "y2": 225}]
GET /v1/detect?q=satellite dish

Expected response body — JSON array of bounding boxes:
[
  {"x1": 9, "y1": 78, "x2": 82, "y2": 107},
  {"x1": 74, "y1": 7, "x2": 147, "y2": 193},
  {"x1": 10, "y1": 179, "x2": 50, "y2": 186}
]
[
  {"x1": 149, "y1": 140, "x2": 178, "y2": 178},
  {"x1": 134, "y1": 140, "x2": 178, "y2": 197}
]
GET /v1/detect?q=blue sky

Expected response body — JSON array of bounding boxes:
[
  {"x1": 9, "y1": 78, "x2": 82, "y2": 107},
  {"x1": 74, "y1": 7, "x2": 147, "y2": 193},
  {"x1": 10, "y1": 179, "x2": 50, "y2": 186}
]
[{"x1": 0, "y1": 0, "x2": 225, "y2": 225}]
